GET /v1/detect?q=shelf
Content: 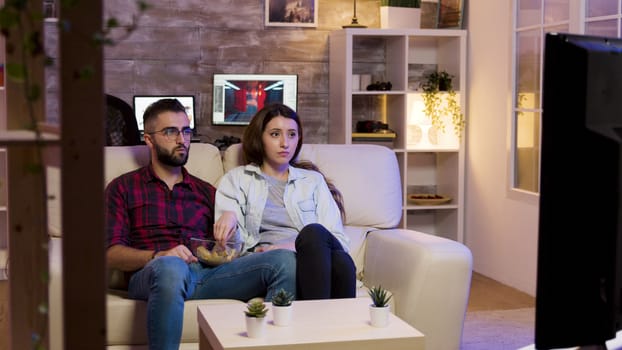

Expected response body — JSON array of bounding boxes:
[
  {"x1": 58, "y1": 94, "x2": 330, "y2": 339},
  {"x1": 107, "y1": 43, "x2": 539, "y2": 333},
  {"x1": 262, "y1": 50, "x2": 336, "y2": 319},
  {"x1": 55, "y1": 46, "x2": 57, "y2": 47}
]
[
  {"x1": 329, "y1": 28, "x2": 466, "y2": 242},
  {"x1": 352, "y1": 132, "x2": 397, "y2": 140},
  {"x1": 406, "y1": 147, "x2": 460, "y2": 152},
  {"x1": 353, "y1": 90, "x2": 406, "y2": 95},
  {"x1": 0, "y1": 130, "x2": 61, "y2": 145},
  {"x1": 406, "y1": 204, "x2": 459, "y2": 210}
]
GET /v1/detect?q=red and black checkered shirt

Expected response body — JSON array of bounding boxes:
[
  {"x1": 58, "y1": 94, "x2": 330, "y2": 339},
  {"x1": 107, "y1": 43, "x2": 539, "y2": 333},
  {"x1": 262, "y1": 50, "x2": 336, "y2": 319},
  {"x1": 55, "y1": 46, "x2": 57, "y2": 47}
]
[{"x1": 105, "y1": 165, "x2": 216, "y2": 252}]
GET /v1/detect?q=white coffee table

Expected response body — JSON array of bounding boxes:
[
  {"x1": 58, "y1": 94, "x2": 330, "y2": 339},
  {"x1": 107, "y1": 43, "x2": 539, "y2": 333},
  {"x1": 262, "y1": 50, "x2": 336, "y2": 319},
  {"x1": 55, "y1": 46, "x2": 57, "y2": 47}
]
[{"x1": 197, "y1": 297, "x2": 425, "y2": 350}]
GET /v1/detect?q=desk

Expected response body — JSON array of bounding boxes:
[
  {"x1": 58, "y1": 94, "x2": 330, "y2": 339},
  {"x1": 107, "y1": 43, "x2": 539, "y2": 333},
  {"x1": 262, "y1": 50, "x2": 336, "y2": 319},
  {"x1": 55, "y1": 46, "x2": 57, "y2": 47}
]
[{"x1": 198, "y1": 297, "x2": 424, "y2": 350}]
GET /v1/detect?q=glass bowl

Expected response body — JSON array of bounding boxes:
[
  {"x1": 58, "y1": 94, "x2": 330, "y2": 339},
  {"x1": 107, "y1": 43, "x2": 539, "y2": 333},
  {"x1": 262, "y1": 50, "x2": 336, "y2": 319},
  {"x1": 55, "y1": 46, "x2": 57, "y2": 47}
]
[{"x1": 190, "y1": 238, "x2": 243, "y2": 266}]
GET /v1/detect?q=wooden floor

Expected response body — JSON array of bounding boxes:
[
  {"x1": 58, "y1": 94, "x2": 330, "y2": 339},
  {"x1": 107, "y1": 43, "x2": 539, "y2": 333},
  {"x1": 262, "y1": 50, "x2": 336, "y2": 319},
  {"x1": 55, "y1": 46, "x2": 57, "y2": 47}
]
[{"x1": 467, "y1": 272, "x2": 535, "y2": 312}]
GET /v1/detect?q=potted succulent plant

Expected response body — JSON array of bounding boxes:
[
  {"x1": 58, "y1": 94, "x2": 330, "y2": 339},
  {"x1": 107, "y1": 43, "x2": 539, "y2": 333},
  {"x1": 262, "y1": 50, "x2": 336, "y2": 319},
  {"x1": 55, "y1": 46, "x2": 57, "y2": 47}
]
[
  {"x1": 420, "y1": 70, "x2": 465, "y2": 139},
  {"x1": 271, "y1": 288, "x2": 294, "y2": 326},
  {"x1": 244, "y1": 298, "x2": 268, "y2": 338},
  {"x1": 368, "y1": 285, "x2": 393, "y2": 327},
  {"x1": 380, "y1": 0, "x2": 422, "y2": 29}
]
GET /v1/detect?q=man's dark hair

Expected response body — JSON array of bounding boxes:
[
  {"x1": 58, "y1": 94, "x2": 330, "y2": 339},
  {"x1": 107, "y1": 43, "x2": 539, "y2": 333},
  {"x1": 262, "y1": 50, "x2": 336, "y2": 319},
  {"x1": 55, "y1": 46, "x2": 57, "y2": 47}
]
[{"x1": 143, "y1": 98, "x2": 186, "y2": 132}]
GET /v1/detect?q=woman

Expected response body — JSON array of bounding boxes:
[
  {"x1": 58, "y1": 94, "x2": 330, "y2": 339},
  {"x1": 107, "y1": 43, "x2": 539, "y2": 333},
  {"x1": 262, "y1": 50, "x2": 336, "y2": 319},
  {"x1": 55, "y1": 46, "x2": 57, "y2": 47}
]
[{"x1": 214, "y1": 103, "x2": 356, "y2": 300}]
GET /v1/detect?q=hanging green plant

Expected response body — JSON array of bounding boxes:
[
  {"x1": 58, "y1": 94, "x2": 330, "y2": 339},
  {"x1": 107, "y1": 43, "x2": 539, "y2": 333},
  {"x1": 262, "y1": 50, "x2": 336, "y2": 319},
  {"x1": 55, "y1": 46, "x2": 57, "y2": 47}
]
[{"x1": 420, "y1": 70, "x2": 465, "y2": 138}]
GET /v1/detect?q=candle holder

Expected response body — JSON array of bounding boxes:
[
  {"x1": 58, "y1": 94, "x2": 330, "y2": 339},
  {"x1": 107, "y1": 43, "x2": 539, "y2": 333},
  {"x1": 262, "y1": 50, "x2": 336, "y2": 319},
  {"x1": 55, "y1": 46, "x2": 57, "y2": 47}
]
[{"x1": 343, "y1": 0, "x2": 367, "y2": 28}]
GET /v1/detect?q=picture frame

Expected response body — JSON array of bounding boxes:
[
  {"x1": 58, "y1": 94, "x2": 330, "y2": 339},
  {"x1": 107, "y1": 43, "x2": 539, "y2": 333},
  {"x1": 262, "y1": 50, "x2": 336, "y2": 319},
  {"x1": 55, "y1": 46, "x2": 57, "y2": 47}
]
[
  {"x1": 265, "y1": 0, "x2": 318, "y2": 28},
  {"x1": 437, "y1": 0, "x2": 464, "y2": 29}
]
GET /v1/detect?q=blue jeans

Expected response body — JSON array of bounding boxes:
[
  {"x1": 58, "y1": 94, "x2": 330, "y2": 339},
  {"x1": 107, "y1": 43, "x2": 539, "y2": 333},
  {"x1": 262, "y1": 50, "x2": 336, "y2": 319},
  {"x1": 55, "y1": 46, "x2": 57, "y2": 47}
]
[{"x1": 128, "y1": 249, "x2": 296, "y2": 350}]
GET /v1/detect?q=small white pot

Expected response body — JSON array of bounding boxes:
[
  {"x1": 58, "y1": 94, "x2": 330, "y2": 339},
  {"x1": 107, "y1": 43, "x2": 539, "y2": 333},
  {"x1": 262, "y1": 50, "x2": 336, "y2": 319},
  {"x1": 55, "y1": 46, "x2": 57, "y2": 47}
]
[
  {"x1": 369, "y1": 305, "x2": 391, "y2": 327},
  {"x1": 245, "y1": 316, "x2": 267, "y2": 338},
  {"x1": 380, "y1": 6, "x2": 421, "y2": 29},
  {"x1": 272, "y1": 305, "x2": 293, "y2": 326}
]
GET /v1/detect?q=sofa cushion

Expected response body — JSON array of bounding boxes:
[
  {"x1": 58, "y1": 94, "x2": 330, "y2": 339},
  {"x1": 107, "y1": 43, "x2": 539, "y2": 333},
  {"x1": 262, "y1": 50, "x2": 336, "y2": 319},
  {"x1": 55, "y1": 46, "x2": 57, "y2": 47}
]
[
  {"x1": 344, "y1": 225, "x2": 372, "y2": 279},
  {"x1": 106, "y1": 291, "x2": 243, "y2": 345},
  {"x1": 46, "y1": 143, "x2": 224, "y2": 238},
  {"x1": 222, "y1": 143, "x2": 403, "y2": 228},
  {"x1": 104, "y1": 143, "x2": 224, "y2": 186}
]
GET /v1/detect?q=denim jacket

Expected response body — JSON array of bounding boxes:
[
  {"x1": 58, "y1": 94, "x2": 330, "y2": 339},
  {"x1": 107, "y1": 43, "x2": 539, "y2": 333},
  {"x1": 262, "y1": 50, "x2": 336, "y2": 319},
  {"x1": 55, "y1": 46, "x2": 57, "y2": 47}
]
[{"x1": 215, "y1": 163, "x2": 349, "y2": 252}]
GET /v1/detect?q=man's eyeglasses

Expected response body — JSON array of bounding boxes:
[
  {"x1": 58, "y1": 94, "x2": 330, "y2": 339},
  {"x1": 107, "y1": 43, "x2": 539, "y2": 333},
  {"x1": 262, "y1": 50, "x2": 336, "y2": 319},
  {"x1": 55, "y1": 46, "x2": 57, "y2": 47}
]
[{"x1": 146, "y1": 127, "x2": 193, "y2": 141}]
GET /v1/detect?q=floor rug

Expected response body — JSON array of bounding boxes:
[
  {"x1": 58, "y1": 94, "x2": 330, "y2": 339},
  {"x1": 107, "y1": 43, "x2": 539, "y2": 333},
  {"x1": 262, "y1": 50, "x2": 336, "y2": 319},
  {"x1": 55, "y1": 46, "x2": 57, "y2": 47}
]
[{"x1": 461, "y1": 308, "x2": 535, "y2": 350}]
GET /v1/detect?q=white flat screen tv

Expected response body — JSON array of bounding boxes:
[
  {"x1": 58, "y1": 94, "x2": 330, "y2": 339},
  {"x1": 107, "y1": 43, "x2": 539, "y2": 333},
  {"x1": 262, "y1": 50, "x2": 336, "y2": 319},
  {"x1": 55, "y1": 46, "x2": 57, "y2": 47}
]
[{"x1": 212, "y1": 73, "x2": 298, "y2": 126}]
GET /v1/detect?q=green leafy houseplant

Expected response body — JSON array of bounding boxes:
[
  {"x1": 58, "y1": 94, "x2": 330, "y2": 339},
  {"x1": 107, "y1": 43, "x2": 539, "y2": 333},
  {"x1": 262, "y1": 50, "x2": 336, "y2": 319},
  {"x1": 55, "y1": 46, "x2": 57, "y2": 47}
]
[
  {"x1": 245, "y1": 299, "x2": 268, "y2": 318},
  {"x1": 420, "y1": 70, "x2": 465, "y2": 138},
  {"x1": 368, "y1": 285, "x2": 393, "y2": 308},
  {"x1": 380, "y1": 0, "x2": 421, "y2": 7},
  {"x1": 271, "y1": 288, "x2": 294, "y2": 307}
]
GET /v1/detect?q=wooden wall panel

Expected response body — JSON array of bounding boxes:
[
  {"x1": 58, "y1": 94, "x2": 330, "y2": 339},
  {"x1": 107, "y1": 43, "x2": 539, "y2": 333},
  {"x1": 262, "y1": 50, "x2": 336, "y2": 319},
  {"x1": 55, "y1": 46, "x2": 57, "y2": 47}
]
[
  {"x1": 45, "y1": 0, "x2": 439, "y2": 142},
  {"x1": 100, "y1": 0, "x2": 384, "y2": 143}
]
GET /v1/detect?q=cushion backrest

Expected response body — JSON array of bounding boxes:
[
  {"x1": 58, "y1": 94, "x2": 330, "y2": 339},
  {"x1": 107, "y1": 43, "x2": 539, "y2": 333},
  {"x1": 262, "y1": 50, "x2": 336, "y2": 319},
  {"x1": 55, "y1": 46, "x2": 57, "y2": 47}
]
[
  {"x1": 47, "y1": 143, "x2": 224, "y2": 238},
  {"x1": 222, "y1": 143, "x2": 403, "y2": 228},
  {"x1": 104, "y1": 143, "x2": 224, "y2": 186}
]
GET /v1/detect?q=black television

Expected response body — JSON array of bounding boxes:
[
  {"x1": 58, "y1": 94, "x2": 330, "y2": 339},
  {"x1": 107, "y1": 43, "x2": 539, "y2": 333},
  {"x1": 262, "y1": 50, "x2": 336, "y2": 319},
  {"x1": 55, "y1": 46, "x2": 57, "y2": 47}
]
[
  {"x1": 211, "y1": 73, "x2": 298, "y2": 126},
  {"x1": 536, "y1": 32, "x2": 622, "y2": 349}
]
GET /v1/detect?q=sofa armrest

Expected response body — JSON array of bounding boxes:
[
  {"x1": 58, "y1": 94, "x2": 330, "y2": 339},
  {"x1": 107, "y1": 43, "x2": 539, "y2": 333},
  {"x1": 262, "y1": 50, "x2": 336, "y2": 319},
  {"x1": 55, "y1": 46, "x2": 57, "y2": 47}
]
[{"x1": 363, "y1": 229, "x2": 472, "y2": 350}]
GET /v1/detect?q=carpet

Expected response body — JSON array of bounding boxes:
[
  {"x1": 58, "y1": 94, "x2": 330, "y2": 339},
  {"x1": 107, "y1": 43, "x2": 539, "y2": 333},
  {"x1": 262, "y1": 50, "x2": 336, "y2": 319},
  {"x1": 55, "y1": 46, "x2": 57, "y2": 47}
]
[{"x1": 461, "y1": 308, "x2": 535, "y2": 350}]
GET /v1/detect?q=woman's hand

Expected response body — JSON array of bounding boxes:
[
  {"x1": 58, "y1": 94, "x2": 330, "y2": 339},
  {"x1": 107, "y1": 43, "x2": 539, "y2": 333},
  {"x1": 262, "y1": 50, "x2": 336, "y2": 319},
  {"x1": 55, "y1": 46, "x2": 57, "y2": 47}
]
[{"x1": 214, "y1": 211, "x2": 238, "y2": 244}]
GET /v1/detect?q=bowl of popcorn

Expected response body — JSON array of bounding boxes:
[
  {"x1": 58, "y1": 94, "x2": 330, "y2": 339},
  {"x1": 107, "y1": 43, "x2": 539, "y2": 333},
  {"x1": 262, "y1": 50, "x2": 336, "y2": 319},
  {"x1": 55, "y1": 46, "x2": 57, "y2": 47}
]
[{"x1": 190, "y1": 238, "x2": 243, "y2": 266}]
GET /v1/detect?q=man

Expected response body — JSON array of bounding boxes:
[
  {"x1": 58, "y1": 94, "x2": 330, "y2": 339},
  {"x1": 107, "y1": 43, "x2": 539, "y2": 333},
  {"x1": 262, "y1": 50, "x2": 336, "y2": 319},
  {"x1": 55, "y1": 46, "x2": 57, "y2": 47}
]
[{"x1": 106, "y1": 98, "x2": 296, "y2": 350}]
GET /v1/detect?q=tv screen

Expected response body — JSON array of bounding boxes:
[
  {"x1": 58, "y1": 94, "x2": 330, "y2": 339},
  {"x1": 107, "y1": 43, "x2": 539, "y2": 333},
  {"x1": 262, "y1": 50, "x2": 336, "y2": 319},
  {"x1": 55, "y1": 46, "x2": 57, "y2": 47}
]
[
  {"x1": 212, "y1": 73, "x2": 298, "y2": 126},
  {"x1": 536, "y1": 32, "x2": 622, "y2": 349},
  {"x1": 133, "y1": 95, "x2": 196, "y2": 134}
]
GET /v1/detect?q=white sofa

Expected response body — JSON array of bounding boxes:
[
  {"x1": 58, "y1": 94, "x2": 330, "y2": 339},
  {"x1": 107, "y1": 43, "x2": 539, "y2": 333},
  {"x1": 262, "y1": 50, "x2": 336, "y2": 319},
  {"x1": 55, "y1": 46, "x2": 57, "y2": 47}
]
[{"x1": 48, "y1": 142, "x2": 473, "y2": 350}]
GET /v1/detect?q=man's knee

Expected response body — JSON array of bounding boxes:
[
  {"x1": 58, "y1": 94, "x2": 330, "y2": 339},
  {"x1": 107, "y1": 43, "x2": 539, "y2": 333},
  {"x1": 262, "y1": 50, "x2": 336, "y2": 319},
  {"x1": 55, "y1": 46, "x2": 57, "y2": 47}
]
[{"x1": 150, "y1": 256, "x2": 193, "y2": 292}]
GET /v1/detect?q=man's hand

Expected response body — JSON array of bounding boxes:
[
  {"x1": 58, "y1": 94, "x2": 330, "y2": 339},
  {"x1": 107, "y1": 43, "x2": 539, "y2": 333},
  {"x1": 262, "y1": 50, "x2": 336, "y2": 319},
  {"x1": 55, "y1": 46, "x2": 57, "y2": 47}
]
[
  {"x1": 157, "y1": 244, "x2": 198, "y2": 263},
  {"x1": 214, "y1": 211, "x2": 238, "y2": 244}
]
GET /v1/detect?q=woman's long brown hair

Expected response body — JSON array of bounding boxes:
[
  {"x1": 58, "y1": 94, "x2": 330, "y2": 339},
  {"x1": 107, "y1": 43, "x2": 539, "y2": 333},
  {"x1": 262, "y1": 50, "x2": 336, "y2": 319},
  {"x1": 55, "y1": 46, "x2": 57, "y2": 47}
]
[{"x1": 242, "y1": 103, "x2": 346, "y2": 221}]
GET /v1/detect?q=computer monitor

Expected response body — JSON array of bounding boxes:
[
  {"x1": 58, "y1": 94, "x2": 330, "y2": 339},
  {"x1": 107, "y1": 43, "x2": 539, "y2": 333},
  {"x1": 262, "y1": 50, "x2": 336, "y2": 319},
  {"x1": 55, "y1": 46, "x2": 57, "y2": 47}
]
[
  {"x1": 133, "y1": 95, "x2": 196, "y2": 135},
  {"x1": 212, "y1": 73, "x2": 298, "y2": 126},
  {"x1": 536, "y1": 32, "x2": 622, "y2": 349}
]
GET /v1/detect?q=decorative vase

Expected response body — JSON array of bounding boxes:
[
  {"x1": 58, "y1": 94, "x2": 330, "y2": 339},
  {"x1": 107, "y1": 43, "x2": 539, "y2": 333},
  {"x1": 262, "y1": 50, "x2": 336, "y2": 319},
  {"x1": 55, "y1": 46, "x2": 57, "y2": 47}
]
[
  {"x1": 380, "y1": 6, "x2": 421, "y2": 29},
  {"x1": 245, "y1": 316, "x2": 267, "y2": 338},
  {"x1": 272, "y1": 305, "x2": 293, "y2": 326},
  {"x1": 369, "y1": 305, "x2": 391, "y2": 327}
]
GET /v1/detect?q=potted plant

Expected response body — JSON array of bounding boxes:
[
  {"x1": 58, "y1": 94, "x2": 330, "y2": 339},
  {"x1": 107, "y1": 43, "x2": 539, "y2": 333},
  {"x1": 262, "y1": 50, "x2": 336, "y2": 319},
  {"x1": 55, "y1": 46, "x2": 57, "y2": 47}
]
[
  {"x1": 420, "y1": 70, "x2": 465, "y2": 139},
  {"x1": 271, "y1": 288, "x2": 294, "y2": 326},
  {"x1": 368, "y1": 285, "x2": 393, "y2": 327},
  {"x1": 244, "y1": 298, "x2": 268, "y2": 338},
  {"x1": 380, "y1": 0, "x2": 422, "y2": 29}
]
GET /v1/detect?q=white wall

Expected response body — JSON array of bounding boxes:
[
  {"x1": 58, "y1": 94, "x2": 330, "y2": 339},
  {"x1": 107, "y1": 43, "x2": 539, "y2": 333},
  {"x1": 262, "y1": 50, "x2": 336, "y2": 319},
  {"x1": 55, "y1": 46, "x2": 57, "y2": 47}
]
[{"x1": 465, "y1": 0, "x2": 540, "y2": 295}]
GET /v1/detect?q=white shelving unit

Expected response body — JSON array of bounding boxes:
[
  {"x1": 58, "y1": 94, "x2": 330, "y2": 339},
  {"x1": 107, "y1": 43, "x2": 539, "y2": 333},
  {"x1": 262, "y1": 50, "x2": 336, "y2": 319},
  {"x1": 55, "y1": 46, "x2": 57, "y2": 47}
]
[{"x1": 329, "y1": 28, "x2": 466, "y2": 242}]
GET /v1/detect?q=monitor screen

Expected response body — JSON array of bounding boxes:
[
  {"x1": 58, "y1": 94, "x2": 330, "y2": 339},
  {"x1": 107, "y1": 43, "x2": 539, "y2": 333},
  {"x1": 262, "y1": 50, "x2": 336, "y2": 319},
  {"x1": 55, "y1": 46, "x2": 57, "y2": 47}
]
[
  {"x1": 212, "y1": 73, "x2": 298, "y2": 126},
  {"x1": 133, "y1": 95, "x2": 196, "y2": 134}
]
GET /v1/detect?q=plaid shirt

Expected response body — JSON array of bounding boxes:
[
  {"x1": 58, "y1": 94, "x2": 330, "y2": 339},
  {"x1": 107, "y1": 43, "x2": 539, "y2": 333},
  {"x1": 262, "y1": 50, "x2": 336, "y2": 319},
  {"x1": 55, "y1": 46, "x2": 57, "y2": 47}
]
[{"x1": 105, "y1": 165, "x2": 216, "y2": 252}]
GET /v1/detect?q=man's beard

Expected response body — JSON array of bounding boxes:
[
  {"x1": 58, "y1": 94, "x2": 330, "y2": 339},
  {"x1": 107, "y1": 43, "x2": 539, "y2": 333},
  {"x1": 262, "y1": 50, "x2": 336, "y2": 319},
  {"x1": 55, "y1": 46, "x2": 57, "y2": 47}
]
[{"x1": 155, "y1": 143, "x2": 189, "y2": 166}]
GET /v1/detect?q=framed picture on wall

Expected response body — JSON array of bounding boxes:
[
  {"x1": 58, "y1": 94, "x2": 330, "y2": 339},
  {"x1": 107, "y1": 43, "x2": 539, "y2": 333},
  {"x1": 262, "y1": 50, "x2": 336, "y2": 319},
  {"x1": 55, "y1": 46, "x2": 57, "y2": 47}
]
[
  {"x1": 437, "y1": 0, "x2": 464, "y2": 29},
  {"x1": 265, "y1": 0, "x2": 318, "y2": 28}
]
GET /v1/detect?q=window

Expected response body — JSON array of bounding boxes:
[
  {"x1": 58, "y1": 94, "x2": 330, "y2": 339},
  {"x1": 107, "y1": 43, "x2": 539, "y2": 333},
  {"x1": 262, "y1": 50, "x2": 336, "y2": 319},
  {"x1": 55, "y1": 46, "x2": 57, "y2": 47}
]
[{"x1": 511, "y1": 0, "x2": 622, "y2": 193}]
